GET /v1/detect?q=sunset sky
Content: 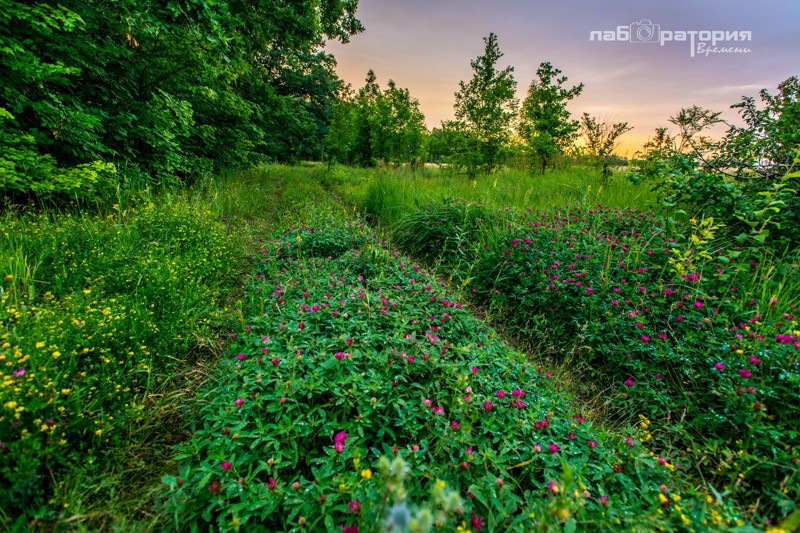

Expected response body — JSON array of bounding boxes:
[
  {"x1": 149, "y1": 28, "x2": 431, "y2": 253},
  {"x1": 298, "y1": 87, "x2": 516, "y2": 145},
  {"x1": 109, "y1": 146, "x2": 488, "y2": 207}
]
[{"x1": 325, "y1": 0, "x2": 800, "y2": 154}]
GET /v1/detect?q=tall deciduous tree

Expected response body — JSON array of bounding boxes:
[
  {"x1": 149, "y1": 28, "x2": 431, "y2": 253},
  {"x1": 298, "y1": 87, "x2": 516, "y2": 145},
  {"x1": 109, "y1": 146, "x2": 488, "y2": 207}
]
[
  {"x1": 519, "y1": 62, "x2": 583, "y2": 174},
  {"x1": 324, "y1": 71, "x2": 427, "y2": 167},
  {"x1": 0, "y1": 0, "x2": 364, "y2": 200},
  {"x1": 451, "y1": 33, "x2": 517, "y2": 176}
]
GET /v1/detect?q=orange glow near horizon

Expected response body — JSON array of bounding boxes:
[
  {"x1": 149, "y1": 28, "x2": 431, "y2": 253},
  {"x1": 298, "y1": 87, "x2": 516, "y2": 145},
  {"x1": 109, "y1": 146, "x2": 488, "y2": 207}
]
[{"x1": 326, "y1": 0, "x2": 798, "y2": 156}]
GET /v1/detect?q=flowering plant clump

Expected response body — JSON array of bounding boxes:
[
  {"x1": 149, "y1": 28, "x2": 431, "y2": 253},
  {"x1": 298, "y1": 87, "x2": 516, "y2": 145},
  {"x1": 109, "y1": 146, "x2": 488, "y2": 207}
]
[
  {"x1": 164, "y1": 202, "x2": 741, "y2": 531},
  {"x1": 394, "y1": 199, "x2": 799, "y2": 523},
  {"x1": 0, "y1": 198, "x2": 244, "y2": 521}
]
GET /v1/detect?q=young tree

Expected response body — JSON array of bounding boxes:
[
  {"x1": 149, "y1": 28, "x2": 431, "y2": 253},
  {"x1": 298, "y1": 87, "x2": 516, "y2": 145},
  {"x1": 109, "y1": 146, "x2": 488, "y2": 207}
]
[
  {"x1": 519, "y1": 62, "x2": 584, "y2": 174},
  {"x1": 352, "y1": 69, "x2": 381, "y2": 165},
  {"x1": 580, "y1": 114, "x2": 632, "y2": 184},
  {"x1": 324, "y1": 71, "x2": 427, "y2": 167},
  {"x1": 379, "y1": 80, "x2": 427, "y2": 166},
  {"x1": 451, "y1": 33, "x2": 518, "y2": 176}
]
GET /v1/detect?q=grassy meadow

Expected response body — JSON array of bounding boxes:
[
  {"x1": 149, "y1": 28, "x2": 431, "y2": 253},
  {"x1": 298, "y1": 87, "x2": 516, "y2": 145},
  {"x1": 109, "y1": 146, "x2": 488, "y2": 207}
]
[
  {"x1": 319, "y1": 165, "x2": 657, "y2": 227},
  {"x1": 1, "y1": 164, "x2": 798, "y2": 532}
]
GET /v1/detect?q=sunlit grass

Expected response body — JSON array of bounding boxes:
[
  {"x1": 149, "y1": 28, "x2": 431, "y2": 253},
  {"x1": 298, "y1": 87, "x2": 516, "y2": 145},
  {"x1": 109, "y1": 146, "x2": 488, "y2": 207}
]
[
  {"x1": 0, "y1": 166, "x2": 288, "y2": 529},
  {"x1": 320, "y1": 163, "x2": 657, "y2": 227}
]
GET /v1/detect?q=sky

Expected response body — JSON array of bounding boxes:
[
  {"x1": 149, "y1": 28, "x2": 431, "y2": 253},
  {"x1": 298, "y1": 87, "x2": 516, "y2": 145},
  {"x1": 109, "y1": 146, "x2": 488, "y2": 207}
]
[{"x1": 325, "y1": 0, "x2": 800, "y2": 154}]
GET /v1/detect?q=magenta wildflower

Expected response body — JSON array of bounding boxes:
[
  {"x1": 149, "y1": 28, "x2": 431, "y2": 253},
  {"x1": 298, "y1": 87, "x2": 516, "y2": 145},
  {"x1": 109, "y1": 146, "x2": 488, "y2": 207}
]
[
  {"x1": 423, "y1": 398, "x2": 432, "y2": 407},
  {"x1": 483, "y1": 401, "x2": 494, "y2": 412},
  {"x1": 234, "y1": 397, "x2": 244, "y2": 406},
  {"x1": 748, "y1": 356, "x2": 760, "y2": 365},
  {"x1": 511, "y1": 389, "x2": 524, "y2": 398},
  {"x1": 237, "y1": 353, "x2": 247, "y2": 361},
  {"x1": 221, "y1": 460, "x2": 232, "y2": 471},
  {"x1": 450, "y1": 420, "x2": 460, "y2": 430},
  {"x1": 599, "y1": 494, "x2": 608, "y2": 505},
  {"x1": 547, "y1": 480, "x2": 559, "y2": 494},
  {"x1": 640, "y1": 335, "x2": 650, "y2": 342},
  {"x1": 625, "y1": 438, "x2": 635, "y2": 446},
  {"x1": 739, "y1": 368, "x2": 752, "y2": 379},
  {"x1": 470, "y1": 366, "x2": 479, "y2": 374},
  {"x1": 588, "y1": 439, "x2": 598, "y2": 448},
  {"x1": 624, "y1": 379, "x2": 634, "y2": 387},
  {"x1": 534, "y1": 443, "x2": 542, "y2": 453},
  {"x1": 266, "y1": 477, "x2": 277, "y2": 490},
  {"x1": 714, "y1": 363, "x2": 726, "y2": 371},
  {"x1": 348, "y1": 499, "x2": 361, "y2": 514},
  {"x1": 548, "y1": 442, "x2": 559, "y2": 453},
  {"x1": 471, "y1": 513, "x2": 484, "y2": 531},
  {"x1": 495, "y1": 390, "x2": 506, "y2": 398},
  {"x1": 334, "y1": 432, "x2": 347, "y2": 453},
  {"x1": 12, "y1": 367, "x2": 24, "y2": 378}
]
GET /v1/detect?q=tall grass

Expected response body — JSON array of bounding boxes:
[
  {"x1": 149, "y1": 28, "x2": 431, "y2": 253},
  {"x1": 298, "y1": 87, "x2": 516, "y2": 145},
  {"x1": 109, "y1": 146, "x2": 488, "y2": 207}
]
[
  {"x1": 321, "y1": 164, "x2": 658, "y2": 227},
  {"x1": 0, "y1": 165, "x2": 291, "y2": 530}
]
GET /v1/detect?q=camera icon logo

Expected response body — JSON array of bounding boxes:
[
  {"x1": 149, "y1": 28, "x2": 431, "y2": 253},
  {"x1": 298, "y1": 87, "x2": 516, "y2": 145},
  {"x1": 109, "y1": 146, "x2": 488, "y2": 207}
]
[{"x1": 629, "y1": 19, "x2": 660, "y2": 43}]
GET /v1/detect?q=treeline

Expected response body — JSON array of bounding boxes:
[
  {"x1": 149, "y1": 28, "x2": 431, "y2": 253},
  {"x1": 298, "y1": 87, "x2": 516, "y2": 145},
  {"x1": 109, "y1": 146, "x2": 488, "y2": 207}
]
[
  {"x1": 0, "y1": 0, "x2": 363, "y2": 200},
  {"x1": 324, "y1": 33, "x2": 630, "y2": 179}
]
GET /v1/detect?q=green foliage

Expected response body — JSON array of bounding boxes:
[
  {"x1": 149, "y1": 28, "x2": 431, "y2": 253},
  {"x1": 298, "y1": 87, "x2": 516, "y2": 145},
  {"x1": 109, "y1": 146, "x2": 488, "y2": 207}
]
[
  {"x1": 0, "y1": 166, "x2": 296, "y2": 529},
  {"x1": 449, "y1": 33, "x2": 518, "y2": 176},
  {"x1": 335, "y1": 164, "x2": 656, "y2": 220},
  {"x1": 325, "y1": 71, "x2": 428, "y2": 167},
  {"x1": 392, "y1": 198, "x2": 506, "y2": 264},
  {"x1": 631, "y1": 76, "x2": 800, "y2": 252},
  {"x1": 164, "y1": 182, "x2": 744, "y2": 531},
  {"x1": 0, "y1": 0, "x2": 363, "y2": 201},
  {"x1": 0, "y1": 107, "x2": 117, "y2": 201},
  {"x1": 0, "y1": 197, "x2": 246, "y2": 525},
  {"x1": 519, "y1": 62, "x2": 584, "y2": 174},
  {"x1": 388, "y1": 197, "x2": 800, "y2": 523}
]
